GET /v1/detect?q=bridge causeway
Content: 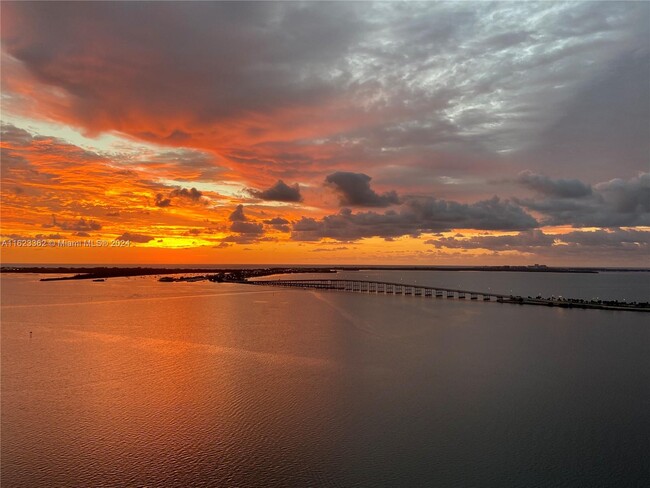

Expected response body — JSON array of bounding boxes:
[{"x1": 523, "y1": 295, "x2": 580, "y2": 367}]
[
  {"x1": 245, "y1": 279, "x2": 650, "y2": 312},
  {"x1": 248, "y1": 279, "x2": 508, "y2": 301}
]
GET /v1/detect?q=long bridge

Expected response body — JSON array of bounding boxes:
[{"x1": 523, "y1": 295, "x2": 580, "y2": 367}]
[
  {"x1": 246, "y1": 279, "x2": 650, "y2": 312},
  {"x1": 249, "y1": 279, "x2": 506, "y2": 300}
]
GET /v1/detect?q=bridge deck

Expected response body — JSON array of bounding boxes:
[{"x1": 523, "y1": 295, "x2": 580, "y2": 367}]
[
  {"x1": 249, "y1": 278, "x2": 508, "y2": 298},
  {"x1": 245, "y1": 279, "x2": 649, "y2": 312}
]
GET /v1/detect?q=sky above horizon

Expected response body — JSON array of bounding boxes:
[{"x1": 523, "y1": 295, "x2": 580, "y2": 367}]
[{"x1": 1, "y1": 1, "x2": 648, "y2": 265}]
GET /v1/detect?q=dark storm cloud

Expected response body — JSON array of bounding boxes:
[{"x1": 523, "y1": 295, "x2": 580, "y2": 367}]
[
  {"x1": 116, "y1": 232, "x2": 154, "y2": 243},
  {"x1": 516, "y1": 171, "x2": 592, "y2": 198},
  {"x1": 291, "y1": 196, "x2": 537, "y2": 241},
  {"x1": 249, "y1": 180, "x2": 302, "y2": 202},
  {"x1": 325, "y1": 172, "x2": 400, "y2": 207},
  {"x1": 516, "y1": 173, "x2": 650, "y2": 227}
]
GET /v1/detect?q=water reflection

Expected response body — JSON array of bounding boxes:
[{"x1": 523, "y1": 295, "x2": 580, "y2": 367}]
[{"x1": 2, "y1": 274, "x2": 649, "y2": 487}]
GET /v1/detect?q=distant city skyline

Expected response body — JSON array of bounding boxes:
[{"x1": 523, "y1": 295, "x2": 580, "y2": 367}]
[{"x1": 1, "y1": 1, "x2": 648, "y2": 265}]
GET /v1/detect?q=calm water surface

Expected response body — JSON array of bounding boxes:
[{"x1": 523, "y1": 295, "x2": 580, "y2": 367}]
[{"x1": 2, "y1": 272, "x2": 649, "y2": 487}]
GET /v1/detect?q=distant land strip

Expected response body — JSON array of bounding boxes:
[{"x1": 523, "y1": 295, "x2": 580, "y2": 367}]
[
  {"x1": 0, "y1": 267, "x2": 335, "y2": 282},
  {"x1": 1, "y1": 265, "x2": 649, "y2": 281}
]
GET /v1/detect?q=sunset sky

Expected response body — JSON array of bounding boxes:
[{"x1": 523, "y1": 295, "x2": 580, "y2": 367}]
[{"x1": 1, "y1": 1, "x2": 648, "y2": 265}]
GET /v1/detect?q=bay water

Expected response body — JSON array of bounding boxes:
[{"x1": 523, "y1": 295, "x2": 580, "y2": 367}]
[{"x1": 2, "y1": 271, "x2": 648, "y2": 487}]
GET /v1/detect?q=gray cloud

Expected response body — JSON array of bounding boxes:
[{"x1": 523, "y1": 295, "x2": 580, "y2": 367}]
[
  {"x1": 249, "y1": 180, "x2": 302, "y2": 202},
  {"x1": 426, "y1": 230, "x2": 555, "y2": 251},
  {"x1": 63, "y1": 219, "x2": 102, "y2": 231},
  {"x1": 522, "y1": 48, "x2": 650, "y2": 180},
  {"x1": 264, "y1": 217, "x2": 289, "y2": 226},
  {"x1": 562, "y1": 228, "x2": 650, "y2": 249},
  {"x1": 0, "y1": 147, "x2": 33, "y2": 172},
  {"x1": 3, "y1": 2, "x2": 645, "y2": 185},
  {"x1": 516, "y1": 171, "x2": 592, "y2": 198},
  {"x1": 154, "y1": 193, "x2": 172, "y2": 207},
  {"x1": 230, "y1": 221, "x2": 264, "y2": 235},
  {"x1": 311, "y1": 246, "x2": 349, "y2": 252},
  {"x1": 229, "y1": 204, "x2": 247, "y2": 222},
  {"x1": 116, "y1": 232, "x2": 154, "y2": 243},
  {"x1": 43, "y1": 216, "x2": 102, "y2": 232},
  {"x1": 169, "y1": 186, "x2": 203, "y2": 201},
  {"x1": 264, "y1": 217, "x2": 291, "y2": 232},
  {"x1": 425, "y1": 228, "x2": 650, "y2": 257},
  {"x1": 292, "y1": 210, "x2": 410, "y2": 241},
  {"x1": 153, "y1": 186, "x2": 204, "y2": 208},
  {"x1": 292, "y1": 196, "x2": 537, "y2": 241},
  {"x1": 227, "y1": 204, "x2": 263, "y2": 236},
  {"x1": 141, "y1": 149, "x2": 224, "y2": 182},
  {"x1": 517, "y1": 173, "x2": 650, "y2": 227},
  {"x1": 326, "y1": 172, "x2": 400, "y2": 207},
  {"x1": 595, "y1": 173, "x2": 650, "y2": 214},
  {"x1": 220, "y1": 236, "x2": 257, "y2": 245},
  {"x1": 0, "y1": 123, "x2": 81, "y2": 181},
  {"x1": 407, "y1": 196, "x2": 538, "y2": 231},
  {"x1": 0, "y1": 123, "x2": 33, "y2": 147},
  {"x1": 1, "y1": 2, "x2": 365, "y2": 137}
]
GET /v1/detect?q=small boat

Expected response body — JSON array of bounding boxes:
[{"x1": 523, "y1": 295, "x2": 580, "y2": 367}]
[{"x1": 92, "y1": 278, "x2": 106, "y2": 282}]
